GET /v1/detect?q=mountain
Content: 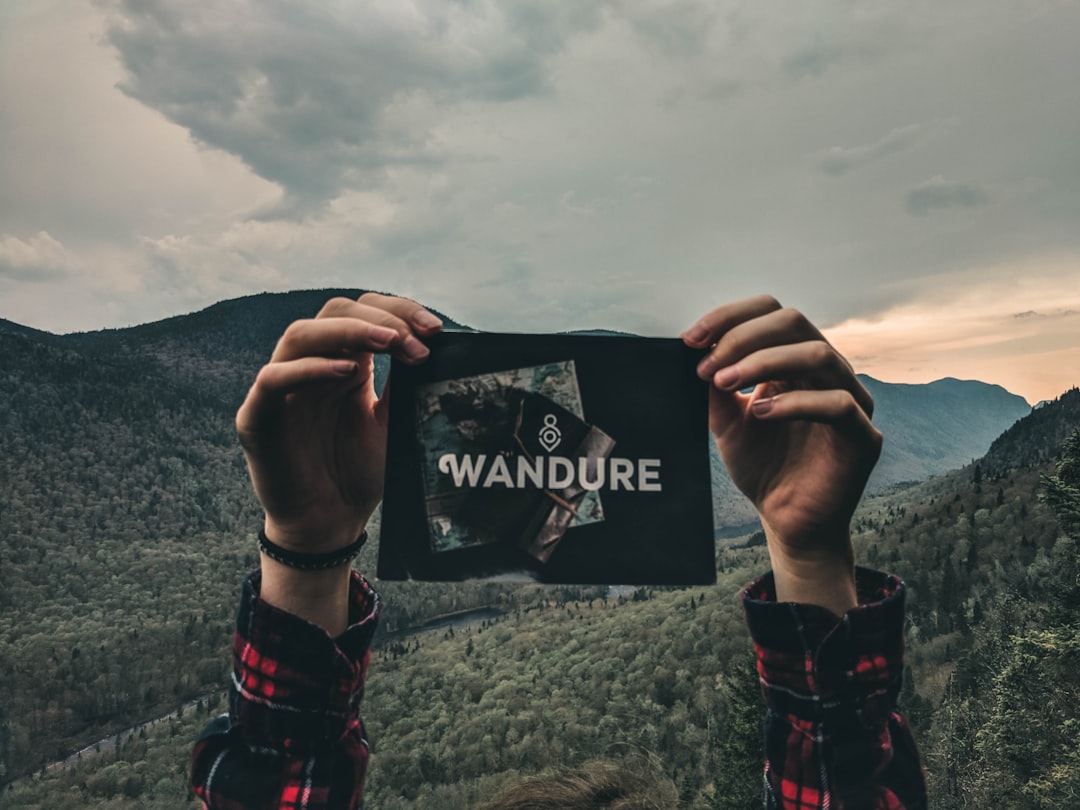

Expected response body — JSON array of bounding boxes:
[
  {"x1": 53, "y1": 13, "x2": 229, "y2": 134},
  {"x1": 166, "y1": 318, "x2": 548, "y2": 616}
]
[
  {"x1": 0, "y1": 317, "x2": 66, "y2": 346},
  {"x1": 63, "y1": 289, "x2": 467, "y2": 409},
  {"x1": 981, "y1": 386, "x2": 1080, "y2": 473},
  {"x1": 0, "y1": 294, "x2": 1036, "y2": 536},
  {"x1": 858, "y1": 375, "x2": 1030, "y2": 491},
  {"x1": 1, "y1": 289, "x2": 1076, "y2": 801},
  {"x1": 6, "y1": 367, "x2": 1078, "y2": 809},
  {"x1": 845, "y1": 388, "x2": 1080, "y2": 806},
  {"x1": 0, "y1": 330, "x2": 253, "y2": 782}
]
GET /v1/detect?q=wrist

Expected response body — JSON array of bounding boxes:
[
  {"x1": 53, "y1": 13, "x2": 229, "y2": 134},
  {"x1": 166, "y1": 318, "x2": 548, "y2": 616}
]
[
  {"x1": 259, "y1": 553, "x2": 354, "y2": 637},
  {"x1": 263, "y1": 515, "x2": 368, "y2": 554},
  {"x1": 763, "y1": 523, "x2": 857, "y2": 617},
  {"x1": 259, "y1": 528, "x2": 366, "y2": 571},
  {"x1": 258, "y1": 520, "x2": 366, "y2": 637}
]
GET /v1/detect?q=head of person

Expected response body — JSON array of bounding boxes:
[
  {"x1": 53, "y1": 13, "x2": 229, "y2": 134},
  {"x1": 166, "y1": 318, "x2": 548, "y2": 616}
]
[{"x1": 477, "y1": 759, "x2": 678, "y2": 810}]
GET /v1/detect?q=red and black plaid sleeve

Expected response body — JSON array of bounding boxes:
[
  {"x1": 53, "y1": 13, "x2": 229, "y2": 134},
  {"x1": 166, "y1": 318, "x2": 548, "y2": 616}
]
[
  {"x1": 743, "y1": 567, "x2": 927, "y2": 810},
  {"x1": 191, "y1": 570, "x2": 380, "y2": 810}
]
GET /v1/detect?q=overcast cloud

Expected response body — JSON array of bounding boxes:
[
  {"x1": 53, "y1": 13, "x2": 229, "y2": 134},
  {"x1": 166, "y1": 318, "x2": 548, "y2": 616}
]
[{"x1": 1, "y1": 0, "x2": 1078, "y2": 401}]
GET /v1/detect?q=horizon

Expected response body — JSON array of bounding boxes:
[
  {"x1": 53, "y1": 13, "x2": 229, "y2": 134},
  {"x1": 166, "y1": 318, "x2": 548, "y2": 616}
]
[
  {"x1": 6, "y1": 286, "x2": 1068, "y2": 407},
  {"x1": 2, "y1": 1, "x2": 1078, "y2": 405}
]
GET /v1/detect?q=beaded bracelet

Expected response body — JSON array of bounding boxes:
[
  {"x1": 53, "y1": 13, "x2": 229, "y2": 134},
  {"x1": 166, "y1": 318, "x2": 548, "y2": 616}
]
[{"x1": 258, "y1": 528, "x2": 367, "y2": 571}]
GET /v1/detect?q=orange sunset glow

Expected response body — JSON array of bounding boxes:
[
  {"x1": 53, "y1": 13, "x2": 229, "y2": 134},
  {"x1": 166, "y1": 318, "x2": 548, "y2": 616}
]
[{"x1": 826, "y1": 261, "x2": 1080, "y2": 405}]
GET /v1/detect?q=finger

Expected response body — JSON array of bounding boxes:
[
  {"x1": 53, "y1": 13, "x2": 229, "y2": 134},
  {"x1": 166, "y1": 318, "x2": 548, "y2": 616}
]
[
  {"x1": 750, "y1": 388, "x2": 882, "y2": 450},
  {"x1": 695, "y1": 306, "x2": 829, "y2": 381},
  {"x1": 271, "y1": 316, "x2": 428, "y2": 365},
  {"x1": 237, "y1": 356, "x2": 366, "y2": 435},
  {"x1": 709, "y1": 340, "x2": 874, "y2": 418},
  {"x1": 316, "y1": 295, "x2": 443, "y2": 363},
  {"x1": 681, "y1": 295, "x2": 783, "y2": 348},
  {"x1": 320, "y1": 292, "x2": 443, "y2": 336}
]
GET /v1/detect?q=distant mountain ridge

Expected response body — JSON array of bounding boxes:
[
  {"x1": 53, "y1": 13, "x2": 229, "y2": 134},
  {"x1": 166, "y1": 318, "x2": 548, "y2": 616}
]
[{"x1": 859, "y1": 375, "x2": 1031, "y2": 490}]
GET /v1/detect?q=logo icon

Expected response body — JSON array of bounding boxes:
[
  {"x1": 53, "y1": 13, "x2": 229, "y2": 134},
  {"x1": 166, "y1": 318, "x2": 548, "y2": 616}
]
[{"x1": 538, "y1": 413, "x2": 562, "y2": 452}]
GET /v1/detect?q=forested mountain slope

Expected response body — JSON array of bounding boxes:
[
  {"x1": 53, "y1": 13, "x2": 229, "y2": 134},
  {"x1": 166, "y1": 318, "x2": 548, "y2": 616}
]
[
  {"x1": 982, "y1": 386, "x2": 1080, "y2": 472},
  {"x1": 7, "y1": 390, "x2": 1079, "y2": 809},
  {"x1": 0, "y1": 331, "x2": 258, "y2": 782},
  {"x1": 0, "y1": 290, "x2": 1069, "y2": 806},
  {"x1": 0, "y1": 318, "x2": 64, "y2": 344},
  {"x1": 64, "y1": 289, "x2": 464, "y2": 408},
  {"x1": 848, "y1": 390, "x2": 1080, "y2": 805}
]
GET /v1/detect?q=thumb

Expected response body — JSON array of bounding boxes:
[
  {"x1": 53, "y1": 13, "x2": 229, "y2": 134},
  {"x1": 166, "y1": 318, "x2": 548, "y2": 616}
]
[
  {"x1": 373, "y1": 371, "x2": 392, "y2": 429},
  {"x1": 707, "y1": 387, "x2": 745, "y2": 440}
]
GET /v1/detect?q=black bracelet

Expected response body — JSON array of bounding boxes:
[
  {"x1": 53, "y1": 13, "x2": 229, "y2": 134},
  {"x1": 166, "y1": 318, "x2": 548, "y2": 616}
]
[{"x1": 258, "y1": 528, "x2": 368, "y2": 571}]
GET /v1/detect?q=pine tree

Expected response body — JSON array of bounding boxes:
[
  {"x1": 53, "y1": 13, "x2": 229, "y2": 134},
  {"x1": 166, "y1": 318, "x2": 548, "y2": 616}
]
[{"x1": 1039, "y1": 429, "x2": 1080, "y2": 537}]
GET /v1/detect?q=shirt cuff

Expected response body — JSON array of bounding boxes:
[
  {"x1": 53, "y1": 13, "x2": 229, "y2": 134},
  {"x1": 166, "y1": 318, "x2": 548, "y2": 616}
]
[
  {"x1": 743, "y1": 567, "x2": 906, "y2": 727},
  {"x1": 229, "y1": 569, "x2": 381, "y2": 753}
]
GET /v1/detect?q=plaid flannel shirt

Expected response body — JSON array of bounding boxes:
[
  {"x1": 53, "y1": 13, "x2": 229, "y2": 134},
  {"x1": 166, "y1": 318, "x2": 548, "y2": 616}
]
[
  {"x1": 193, "y1": 567, "x2": 925, "y2": 809},
  {"x1": 191, "y1": 571, "x2": 380, "y2": 810},
  {"x1": 744, "y1": 567, "x2": 927, "y2": 809}
]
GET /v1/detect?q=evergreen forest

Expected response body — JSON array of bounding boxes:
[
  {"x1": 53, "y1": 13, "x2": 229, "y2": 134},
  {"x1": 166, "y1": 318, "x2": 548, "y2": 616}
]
[{"x1": 1, "y1": 291, "x2": 1078, "y2": 808}]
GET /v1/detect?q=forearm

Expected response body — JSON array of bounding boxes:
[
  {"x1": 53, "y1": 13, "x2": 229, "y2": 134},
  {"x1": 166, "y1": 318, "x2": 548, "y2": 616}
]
[
  {"x1": 258, "y1": 518, "x2": 366, "y2": 637},
  {"x1": 259, "y1": 553, "x2": 354, "y2": 637},
  {"x1": 762, "y1": 521, "x2": 857, "y2": 617}
]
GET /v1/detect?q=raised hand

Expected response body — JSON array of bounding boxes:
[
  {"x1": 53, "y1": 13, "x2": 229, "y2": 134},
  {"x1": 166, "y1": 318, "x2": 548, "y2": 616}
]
[
  {"x1": 235, "y1": 293, "x2": 442, "y2": 632},
  {"x1": 237, "y1": 293, "x2": 443, "y2": 552},
  {"x1": 682, "y1": 295, "x2": 880, "y2": 614}
]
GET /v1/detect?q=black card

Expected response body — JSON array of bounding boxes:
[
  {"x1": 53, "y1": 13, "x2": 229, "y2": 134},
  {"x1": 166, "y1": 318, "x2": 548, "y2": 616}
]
[{"x1": 378, "y1": 332, "x2": 716, "y2": 585}]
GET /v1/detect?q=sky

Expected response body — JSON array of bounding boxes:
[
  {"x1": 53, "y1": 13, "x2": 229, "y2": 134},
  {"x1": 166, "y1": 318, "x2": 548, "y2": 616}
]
[{"x1": 1, "y1": 0, "x2": 1078, "y2": 405}]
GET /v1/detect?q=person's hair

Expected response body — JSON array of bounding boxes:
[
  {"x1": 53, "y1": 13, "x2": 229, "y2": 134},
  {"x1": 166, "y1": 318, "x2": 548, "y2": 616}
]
[{"x1": 476, "y1": 759, "x2": 678, "y2": 810}]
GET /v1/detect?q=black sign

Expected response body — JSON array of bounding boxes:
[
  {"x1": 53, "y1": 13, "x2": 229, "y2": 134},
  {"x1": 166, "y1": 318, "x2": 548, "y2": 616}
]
[{"x1": 378, "y1": 332, "x2": 716, "y2": 585}]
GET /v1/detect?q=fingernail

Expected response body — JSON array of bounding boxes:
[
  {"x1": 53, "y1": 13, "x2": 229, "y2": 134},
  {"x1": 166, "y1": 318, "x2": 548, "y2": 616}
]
[
  {"x1": 413, "y1": 310, "x2": 442, "y2": 330},
  {"x1": 751, "y1": 396, "x2": 774, "y2": 415},
  {"x1": 713, "y1": 366, "x2": 740, "y2": 390},
  {"x1": 697, "y1": 357, "x2": 718, "y2": 380},
  {"x1": 369, "y1": 325, "x2": 397, "y2": 348},
  {"x1": 331, "y1": 360, "x2": 359, "y2": 376},
  {"x1": 404, "y1": 336, "x2": 430, "y2": 361},
  {"x1": 682, "y1": 322, "x2": 710, "y2": 345}
]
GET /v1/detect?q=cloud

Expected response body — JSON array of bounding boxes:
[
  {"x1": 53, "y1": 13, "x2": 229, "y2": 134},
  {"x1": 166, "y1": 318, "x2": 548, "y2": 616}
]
[
  {"x1": 784, "y1": 39, "x2": 842, "y2": 79},
  {"x1": 1013, "y1": 308, "x2": 1078, "y2": 320},
  {"x1": 0, "y1": 231, "x2": 80, "y2": 283},
  {"x1": 819, "y1": 122, "x2": 944, "y2": 176},
  {"x1": 906, "y1": 176, "x2": 991, "y2": 215},
  {"x1": 2, "y1": 0, "x2": 1080, "y2": 364},
  {"x1": 101, "y1": 0, "x2": 603, "y2": 217},
  {"x1": 620, "y1": 1, "x2": 723, "y2": 59},
  {"x1": 0, "y1": 0, "x2": 279, "y2": 245},
  {"x1": 825, "y1": 256, "x2": 1080, "y2": 403}
]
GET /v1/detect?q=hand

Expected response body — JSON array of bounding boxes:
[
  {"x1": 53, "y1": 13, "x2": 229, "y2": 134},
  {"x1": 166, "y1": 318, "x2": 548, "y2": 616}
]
[
  {"x1": 236, "y1": 293, "x2": 443, "y2": 553},
  {"x1": 682, "y1": 295, "x2": 880, "y2": 614}
]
